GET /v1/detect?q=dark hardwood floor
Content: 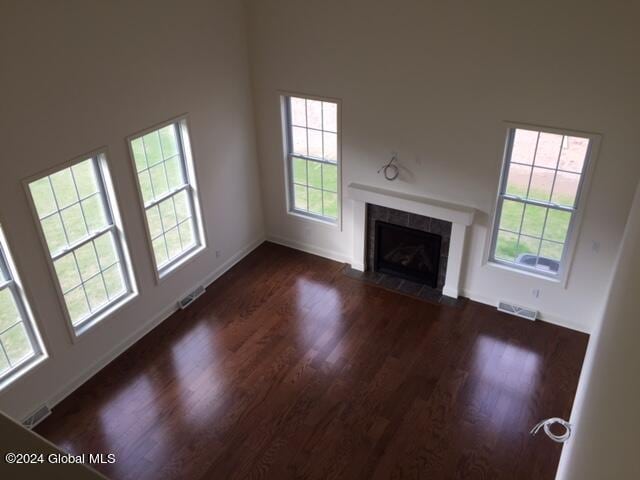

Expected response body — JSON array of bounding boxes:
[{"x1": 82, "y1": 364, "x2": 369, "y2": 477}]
[{"x1": 36, "y1": 242, "x2": 588, "y2": 480}]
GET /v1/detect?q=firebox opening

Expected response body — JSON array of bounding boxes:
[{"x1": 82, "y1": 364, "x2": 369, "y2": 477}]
[{"x1": 374, "y1": 221, "x2": 442, "y2": 288}]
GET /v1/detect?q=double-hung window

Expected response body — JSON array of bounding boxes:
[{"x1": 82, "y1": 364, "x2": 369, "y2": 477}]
[
  {"x1": 490, "y1": 125, "x2": 596, "y2": 279},
  {"x1": 284, "y1": 95, "x2": 340, "y2": 223},
  {"x1": 27, "y1": 152, "x2": 136, "y2": 335},
  {"x1": 0, "y1": 226, "x2": 45, "y2": 386},
  {"x1": 128, "y1": 118, "x2": 205, "y2": 278}
]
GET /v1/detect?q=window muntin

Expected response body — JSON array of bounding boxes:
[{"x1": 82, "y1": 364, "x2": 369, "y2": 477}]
[
  {"x1": 0, "y1": 226, "x2": 45, "y2": 383},
  {"x1": 28, "y1": 155, "x2": 134, "y2": 330},
  {"x1": 129, "y1": 120, "x2": 203, "y2": 276},
  {"x1": 491, "y1": 127, "x2": 592, "y2": 277},
  {"x1": 285, "y1": 96, "x2": 339, "y2": 222}
]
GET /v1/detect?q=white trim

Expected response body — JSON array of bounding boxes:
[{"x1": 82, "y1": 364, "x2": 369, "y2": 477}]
[
  {"x1": 22, "y1": 148, "x2": 139, "y2": 342},
  {"x1": 485, "y1": 121, "x2": 601, "y2": 288},
  {"x1": 125, "y1": 114, "x2": 208, "y2": 283},
  {"x1": 279, "y1": 91, "x2": 344, "y2": 231},
  {"x1": 21, "y1": 235, "x2": 266, "y2": 423},
  {"x1": 461, "y1": 288, "x2": 590, "y2": 334},
  {"x1": 266, "y1": 234, "x2": 351, "y2": 264}
]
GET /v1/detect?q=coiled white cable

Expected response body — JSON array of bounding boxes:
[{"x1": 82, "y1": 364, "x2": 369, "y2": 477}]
[{"x1": 530, "y1": 417, "x2": 572, "y2": 443}]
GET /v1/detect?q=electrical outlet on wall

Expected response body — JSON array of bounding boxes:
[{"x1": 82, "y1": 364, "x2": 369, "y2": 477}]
[{"x1": 215, "y1": 250, "x2": 221, "y2": 259}]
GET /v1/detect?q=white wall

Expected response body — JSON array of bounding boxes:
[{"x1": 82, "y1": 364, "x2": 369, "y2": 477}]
[
  {"x1": 555, "y1": 181, "x2": 640, "y2": 479},
  {"x1": 247, "y1": 0, "x2": 640, "y2": 333},
  {"x1": 0, "y1": 0, "x2": 264, "y2": 420}
]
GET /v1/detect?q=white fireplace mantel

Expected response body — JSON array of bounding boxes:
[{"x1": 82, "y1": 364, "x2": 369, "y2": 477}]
[{"x1": 347, "y1": 182, "x2": 476, "y2": 299}]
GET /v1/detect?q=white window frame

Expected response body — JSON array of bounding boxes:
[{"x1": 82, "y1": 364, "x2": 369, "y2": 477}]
[
  {"x1": 24, "y1": 148, "x2": 138, "y2": 339},
  {"x1": 0, "y1": 225, "x2": 47, "y2": 390},
  {"x1": 487, "y1": 122, "x2": 600, "y2": 285},
  {"x1": 280, "y1": 92, "x2": 342, "y2": 228},
  {"x1": 127, "y1": 115, "x2": 206, "y2": 281}
]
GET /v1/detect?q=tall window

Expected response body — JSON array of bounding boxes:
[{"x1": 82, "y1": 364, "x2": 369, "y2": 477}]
[
  {"x1": 27, "y1": 153, "x2": 136, "y2": 334},
  {"x1": 128, "y1": 118, "x2": 205, "y2": 278},
  {"x1": 490, "y1": 126, "x2": 595, "y2": 279},
  {"x1": 285, "y1": 95, "x2": 340, "y2": 222},
  {"x1": 0, "y1": 226, "x2": 45, "y2": 385}
]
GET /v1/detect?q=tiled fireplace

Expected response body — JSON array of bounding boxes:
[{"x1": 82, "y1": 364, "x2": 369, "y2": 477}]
[{"x1": 347, "y1": 183, "x2": 476, "y2": 299}]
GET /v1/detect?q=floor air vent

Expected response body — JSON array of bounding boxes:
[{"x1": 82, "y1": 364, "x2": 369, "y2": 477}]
[
  {"x1": 178, "y1": 285, "x2": 206, "y2": 310},
  {"x1": 23, "y1": 405, "x2": 51, "y2": 429},
  {"x1": 498, "y1": 301, "x2": 538, "y2": 321}
]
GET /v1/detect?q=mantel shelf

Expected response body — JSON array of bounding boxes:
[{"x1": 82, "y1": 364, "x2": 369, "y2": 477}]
[{"x1": 347, "y1": 182, "x2": 476, "y2": 226}]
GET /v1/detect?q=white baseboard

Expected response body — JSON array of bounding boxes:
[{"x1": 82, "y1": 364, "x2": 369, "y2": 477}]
[
  {"x1": 462, "y1": 289, "x2": 590, "y2": 334},
  {"x1": 39, "y1": 234, "x2": 266, "y2": 421},
  {"x1": 266, "y1": 234, "x2": 352, "y2": 264}
]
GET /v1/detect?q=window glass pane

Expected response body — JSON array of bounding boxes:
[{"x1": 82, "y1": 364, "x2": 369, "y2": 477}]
[
  {"x1": 308, "y1": 188, "x2": 323, "y2": 215},
  {"x1": 72, "y1": 160, "x2": 99, "y2": 199},
  {"x1": 290, "y1": 98, "x2": 307, "y2": 127},
  {"x1": 498, "y1": 200, "x2": 524, "y2": 232},
  {"x1": 54, "y1": 253, "x2": 81, "y2": 293},
  {"x1": 61, "y1": 204, "x2": 88, "y2": 244},
  {"x1": 504, "y1": 163, "x2": 531, "y2": 197},
  {"x1": 323, "y1": 132, "x2": 337, "y2": 162},
  {"x1": 143, "y1": 131, "x2": 163, "y2": 167},
  {"x1": 1, "y1": 323, "x2": 33, "y2": 365},
  {"x1": 84, "y1": 275, "x2": 108, "y2": 311},
  {"x1": 510, "y1": 129, "x2": 538, "y2": 165},
  {"x1": 50, "y1": 168, "x2": 78, "y2": 209},
  {"x1": 294, "y1": 185, "x2": 307, "y2": 211},
  {"x1": 495, "y1": 230, "x2": 518, "y2": 262},
  {"x1": 0, "y1": 349, "x2": 8, "y2": 375},
  {"x1": 539, "y1": 240, "x2": 563, "y2": 262},
  {"x1": 137, "y1": 170, "x2": 154, "y2": 204},
  {"x1": 94, "y1": 232, "x2": 118, "y2": 268},
  {"x1": 291, "y1": 127, "x2": 307, "y2": 156},
  {"x1": 146, "y1": 206, "x2": 163, "y2": 239},
  {"x1": 515, "y1": 235, "x2": 541, "y2": 261},
  {"x1": 323, "y1": 192, "x2": 338, "y2": 219},
  {"x1": 552, "y1": 171, "x2": 580, "y2": 207},
  {"x1": 558, "y1": 136, "x2": 589, "y2": 173},
  {"x1": 543, "y1": 210, "x2": 571, "y2": 243},
  {"x1": 534, "y1": 132, "x2": 563, "y2": 168},
  {"x1": 65, "y1": 286, "x2": 90, "y2": 325},
  {"x1": 152, "y1": 236, "x2": 169, "y2": 266},
  {"x1": 322, "y1": 102, "x2": 337, "y2": 132},
  {"x1": 521, "y1": 204, "x2": 546, "y2": 237},
  {"x1": 103, "y1": 264, "x2": 125, "y2": 300},
  {"x1": 293, "y1": 157, "x2": 307, "y2": 185},
  {"x1": 178, "y1": 221, "x2": 195, "y2": 250},
  {"x1": 149, "y1": 163, "x2": 169, "y2": 199},
  {"x1": 165, "y1": 156, "x2": 185, "y2": 190},
  {"x1": 306, "y1": 100, "x2": 322, "y2": 129},
  {"x1": 29, "y1": 178, "x2": 57, "y2": 218},
  {"x1": 527, "y1": 167, "x2": 554, "y2": 202},
  {"x1": 74, "y1": 242, "x2": 100, "y2": 281},
  {"x1": 322, "y1": 164, "x2": 337, "y2": 192},
  {"x1": 165, "y1": 228, "x2": 182, "y2": 259},
  {"x1": 308, "y1": 129, "x2": 323, "y2": 158},
  {"x1": 41, "y1": 214, "x2": 67, "y2": 255},
  {"x1": 159, "y1": 125, "x2": 179, "y2": 158},
  {"x1": 159, "y1": 198, "x2": 177, "y2": 230},
  {"x1": 307, "y1": 161, "x2": 322, "y2": 189},
  {"x1": 0, "y1": 289, "x2": 21, "y2": 332},
  {"x1": 174, "y1": 190, "x2": 191, "y2": 223},
  {"x1": 82, "y1": 195, "x2": 108, "y2": 233},
  {"x1": 131, "y1": 138, "x2": 148, "y2": 172}
]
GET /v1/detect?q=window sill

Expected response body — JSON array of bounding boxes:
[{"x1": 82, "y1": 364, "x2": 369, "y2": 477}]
[
  {"x1": 486, "y1": 260, "x2": 565, "y2": 286},
  {"x1": 0, "y1": 353, "x2": 48, "y2": 393},
  {"x1": 72, "y1": 291, "x2": 139, "y2": 340},
  {"x1": 156, "y1": 244, "x2": 207, "y2": 283},
  {"x1": 287, "y1": 209, "x2": 340, "y2": 229}
]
